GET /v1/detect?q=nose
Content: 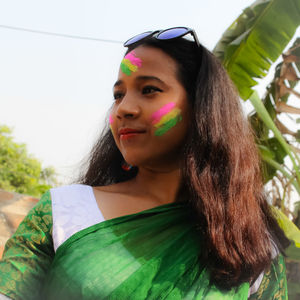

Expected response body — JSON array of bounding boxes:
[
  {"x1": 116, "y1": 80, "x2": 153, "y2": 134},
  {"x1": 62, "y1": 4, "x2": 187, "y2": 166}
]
[{"x1": 116, "y1": 93, "x2": 141, "y2": 119}]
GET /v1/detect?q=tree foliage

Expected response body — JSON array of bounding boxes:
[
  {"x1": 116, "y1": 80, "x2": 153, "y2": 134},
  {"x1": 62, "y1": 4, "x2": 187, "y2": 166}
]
[{"x1": 0, "y1": 125, "x2": 56, "y2": 197}]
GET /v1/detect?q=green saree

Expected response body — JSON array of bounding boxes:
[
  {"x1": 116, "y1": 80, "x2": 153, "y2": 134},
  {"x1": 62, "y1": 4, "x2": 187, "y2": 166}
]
[{"x1": 0, "y1": 190, "x2": 288, "y2": 299}]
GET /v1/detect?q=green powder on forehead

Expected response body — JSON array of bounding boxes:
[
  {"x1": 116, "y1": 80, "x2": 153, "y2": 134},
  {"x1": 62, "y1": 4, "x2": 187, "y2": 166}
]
[{"x1": 120, "y1": 63, "x2": 131, "y2": 76}]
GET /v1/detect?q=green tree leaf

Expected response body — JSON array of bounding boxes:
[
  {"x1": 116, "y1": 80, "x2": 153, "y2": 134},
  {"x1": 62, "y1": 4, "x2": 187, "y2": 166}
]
[
  {"x1": 0, "y1": 125, "x2": 57, "y2": 197},
  {"x1": 213, "y1": 0, "x2": 300, "y2": 100}
]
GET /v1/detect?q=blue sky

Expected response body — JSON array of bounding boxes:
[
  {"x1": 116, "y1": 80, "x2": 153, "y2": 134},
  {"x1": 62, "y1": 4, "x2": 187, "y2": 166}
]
[{"x1": 0, "y1": 0, "x2": 299, "y2": 184}]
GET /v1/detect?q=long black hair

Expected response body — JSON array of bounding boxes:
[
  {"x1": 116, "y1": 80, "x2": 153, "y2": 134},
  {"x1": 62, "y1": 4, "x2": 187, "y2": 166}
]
[{"x1": 78, "y1": 37, "x2": 289, "y2": 289}]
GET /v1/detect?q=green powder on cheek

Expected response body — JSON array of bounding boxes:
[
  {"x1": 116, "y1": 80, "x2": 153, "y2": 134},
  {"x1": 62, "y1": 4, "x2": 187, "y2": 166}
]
[{"x1": 154, "y1": 115, "x2": 182, "y2": 136}]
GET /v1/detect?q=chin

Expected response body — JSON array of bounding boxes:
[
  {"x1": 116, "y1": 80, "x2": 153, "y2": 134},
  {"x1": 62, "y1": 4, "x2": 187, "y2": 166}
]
[
  {"x1": 121, "y1": 150, "x2": 147, "y2": 165},
  {"x1": 122, "y1": 156, "x2": 140, "y2": 167},
  {"x1": 122, "y1": 156, "x2": 150, "y2": 169}
]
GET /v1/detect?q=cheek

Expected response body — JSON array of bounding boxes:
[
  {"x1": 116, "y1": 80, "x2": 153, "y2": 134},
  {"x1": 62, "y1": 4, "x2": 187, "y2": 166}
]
[
  {"x1": 109, "y1": 114, "x2": 114, "y2": 130},
  {"x1": 109, "y1": 114, "x2": 119, "y2": 141},
  {"x1": 150, "y1": 102, "x2": 183, "y2": 136}
]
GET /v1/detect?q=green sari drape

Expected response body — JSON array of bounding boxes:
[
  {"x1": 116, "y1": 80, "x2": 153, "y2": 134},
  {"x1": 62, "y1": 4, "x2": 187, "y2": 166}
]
[
  {"x1": 43, "y1": 201, "x2": 249, "y2": 299},
  {"x1": 0, "y1": 190, "x2": 288, "y2": 299}
]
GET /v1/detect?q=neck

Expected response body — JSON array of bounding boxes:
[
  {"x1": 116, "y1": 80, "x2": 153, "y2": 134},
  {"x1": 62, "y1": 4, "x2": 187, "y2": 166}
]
[{"x1": 130, "y1": 165, "x2": 182, "y2": 205}]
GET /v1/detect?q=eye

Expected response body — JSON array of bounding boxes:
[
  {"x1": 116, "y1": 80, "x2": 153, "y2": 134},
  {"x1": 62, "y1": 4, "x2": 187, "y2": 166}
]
[
  {"x1": 142, "y1": 86, "x2": 163, "y2": 95},
  {"x1": 113, "y1": 91, "x2": 124, "y2": 101}
]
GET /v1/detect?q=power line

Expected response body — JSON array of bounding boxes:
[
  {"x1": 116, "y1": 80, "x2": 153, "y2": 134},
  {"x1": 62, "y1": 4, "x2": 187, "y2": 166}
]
[{"x1": 0, "y1": 24, "x2": 123, "y2": 44}]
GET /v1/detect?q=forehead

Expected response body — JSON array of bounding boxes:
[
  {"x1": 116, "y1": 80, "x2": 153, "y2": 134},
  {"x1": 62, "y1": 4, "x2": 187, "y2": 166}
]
[{"x1": 118, "y1": 46, "x2": 178, "y2": 81}]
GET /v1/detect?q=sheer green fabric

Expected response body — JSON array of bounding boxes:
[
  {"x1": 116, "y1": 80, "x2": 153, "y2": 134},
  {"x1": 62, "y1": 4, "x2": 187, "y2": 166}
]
[
  {"x1": 0, "y1": 190, "x2": 288, "y2": 299},
  {"x1": 43, "y1": 201, "x2": 249, "y2": 299}
]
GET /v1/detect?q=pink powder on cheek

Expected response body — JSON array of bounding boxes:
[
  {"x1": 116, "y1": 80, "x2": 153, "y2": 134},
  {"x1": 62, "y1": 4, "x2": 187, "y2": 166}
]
[
  {"x1": 151, "y1": 102, "x2": 176, "y2": 124},
  {"x1": 109, "y1": 115, "x2": 114, "y2": 131}
]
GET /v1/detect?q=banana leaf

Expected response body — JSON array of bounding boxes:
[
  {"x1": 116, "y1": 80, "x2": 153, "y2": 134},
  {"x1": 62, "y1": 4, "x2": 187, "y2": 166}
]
[
  {"x1": 213, "y1": 0, "x2": 300, "y2": 100},
  {"x1": 249, "y1": 90, "x2": 300, "y2": 184},
  {"x1": 273, "y1": 207, "x2": 300, "y2": 248}
]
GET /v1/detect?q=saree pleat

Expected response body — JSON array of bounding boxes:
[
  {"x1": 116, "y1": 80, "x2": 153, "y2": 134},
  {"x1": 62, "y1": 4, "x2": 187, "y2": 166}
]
[{"x1": 42, "y1": 202, "x2": 250, "y2": 299}]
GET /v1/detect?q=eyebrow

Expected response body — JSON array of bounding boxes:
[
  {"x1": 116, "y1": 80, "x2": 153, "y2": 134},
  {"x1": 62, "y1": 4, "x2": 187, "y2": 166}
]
[
  {"x1": 113, "y1": 80, "x2": 123, "y2": 88},
  {"x1": 113, "y1": 76, "x2": 165, "y2": 88}
]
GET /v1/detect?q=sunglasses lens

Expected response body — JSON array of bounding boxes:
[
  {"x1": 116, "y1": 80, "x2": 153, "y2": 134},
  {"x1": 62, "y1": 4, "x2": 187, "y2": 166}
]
[
  {"x1": 124, "y1": 31, "x2": 153, "y2": 46},
  {"x1": 157, "y1": 27, "x2": 189, "y2": 40}
]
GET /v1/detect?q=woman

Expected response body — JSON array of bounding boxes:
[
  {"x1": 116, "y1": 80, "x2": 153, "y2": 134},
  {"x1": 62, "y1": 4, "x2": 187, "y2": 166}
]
[{"x1": 0, "y1": 27, "x2": 290, "y2": 299}]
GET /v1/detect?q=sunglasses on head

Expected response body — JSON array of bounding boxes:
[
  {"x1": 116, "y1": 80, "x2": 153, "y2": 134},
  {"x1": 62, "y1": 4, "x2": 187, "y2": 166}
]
[{"x1": 123, "y1": 27, "x2": 201, "y2": 48}]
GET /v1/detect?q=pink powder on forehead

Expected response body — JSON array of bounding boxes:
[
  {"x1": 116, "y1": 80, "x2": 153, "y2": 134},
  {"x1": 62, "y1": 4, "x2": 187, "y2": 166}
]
[
  {"x1": 124, "y1": 51, "x2": 142, "y2": 67},
  {"x1": 151, "y1": 102, "x2": 176, "y2": 124}
]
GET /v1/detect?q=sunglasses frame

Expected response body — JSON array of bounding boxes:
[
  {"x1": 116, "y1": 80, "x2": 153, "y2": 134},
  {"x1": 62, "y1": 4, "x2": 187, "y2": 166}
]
[{"x1": 123, "y1": 27, "x2": 201, "y2": 48}]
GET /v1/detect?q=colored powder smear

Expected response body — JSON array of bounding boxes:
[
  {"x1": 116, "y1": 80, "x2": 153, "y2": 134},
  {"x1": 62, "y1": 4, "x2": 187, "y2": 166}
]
[
  {"x1": 109, "y1": 114, "x2": 114, "y2": 131},
  {"x1": 121, "y1": 51, "x2": 142, "y2": 76},
  {"x1": 151, "y1": 102, "x2": 182, "y2": 136},
  {"x1": 151, "y1": 102, "x2": 176, "y2": 124}
]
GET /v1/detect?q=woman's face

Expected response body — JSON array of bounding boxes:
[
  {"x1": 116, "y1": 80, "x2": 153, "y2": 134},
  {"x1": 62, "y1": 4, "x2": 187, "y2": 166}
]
[{"x1": 110, "y1": 46, "x2": 190, "y2": 171}]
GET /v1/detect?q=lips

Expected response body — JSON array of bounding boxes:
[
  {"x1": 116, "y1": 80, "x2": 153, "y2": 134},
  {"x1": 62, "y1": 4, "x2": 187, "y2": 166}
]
[{"x1": 118, "y1": 128, "x2": 146, "y2": 140}]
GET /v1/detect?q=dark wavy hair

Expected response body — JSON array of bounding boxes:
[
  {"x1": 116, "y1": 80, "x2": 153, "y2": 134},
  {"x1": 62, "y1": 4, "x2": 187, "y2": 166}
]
[{"x1": 78, "y1": 37, "x2": 289, "y2": 289}]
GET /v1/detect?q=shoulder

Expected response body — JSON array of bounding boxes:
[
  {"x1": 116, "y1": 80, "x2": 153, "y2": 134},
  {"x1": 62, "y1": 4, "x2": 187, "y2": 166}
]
[
  {"x1": 8, "y1": 190, "x2": 53, "y2": 239},
  {"x1": 50, "y1": 183, "x2": 93, "y2": 197},
  {"x1": 20, "y1": 184, "x2": 92, "y2": 225},
  {"x1": 50, "y1": 184, "x2": 97, "y2": 214},
  {"x1": 0, "y1": 192, "x2": 55, "y2": 299}
]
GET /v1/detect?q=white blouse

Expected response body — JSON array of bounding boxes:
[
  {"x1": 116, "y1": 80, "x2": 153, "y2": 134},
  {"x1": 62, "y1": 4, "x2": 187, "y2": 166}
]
[{"x1": 50, "y1": 184, "x2": 105, "y2": 251}]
